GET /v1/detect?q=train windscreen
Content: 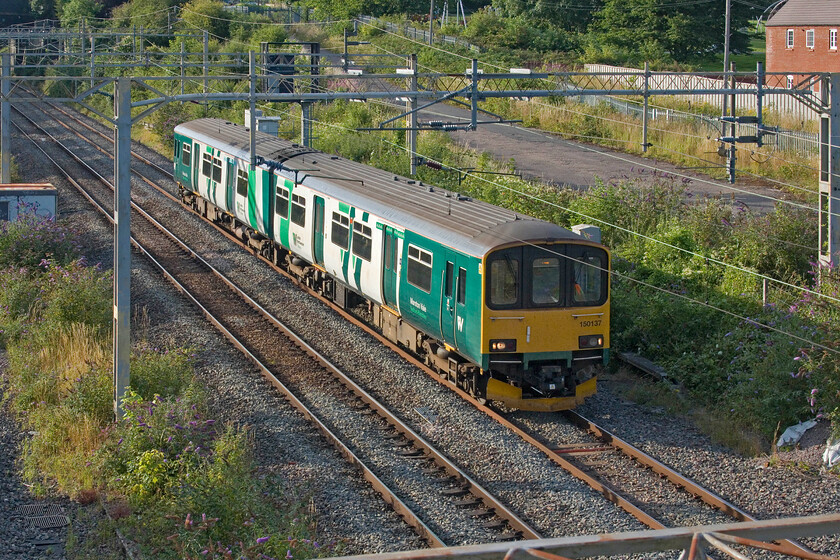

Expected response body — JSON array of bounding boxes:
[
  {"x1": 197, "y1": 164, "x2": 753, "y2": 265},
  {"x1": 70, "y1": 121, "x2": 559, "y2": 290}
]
[{"x1": 486, "y1": 244, "x2": 608, "y2": 309}]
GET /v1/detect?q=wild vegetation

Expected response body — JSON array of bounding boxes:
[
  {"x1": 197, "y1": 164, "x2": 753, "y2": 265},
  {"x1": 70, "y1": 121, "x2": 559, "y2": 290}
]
[
  {"x1": 2, "y1": 6, "x2": 836, "y2": 539},
  {"x1": 0, "y1": 208, "x2": 328, "y2": 558}
]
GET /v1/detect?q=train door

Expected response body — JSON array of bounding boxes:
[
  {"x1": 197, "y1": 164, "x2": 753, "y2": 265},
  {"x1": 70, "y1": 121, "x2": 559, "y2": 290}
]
[
  {"x1": 454, "y1": 264, "x2": 468, "y2": 349},
  {"x1": 192, "y1": 143, "x2": 199, "y2": 191},
  {"x1": 313, "y1": 196, "x2": 325, "y2": 265},
  {"x1": 382, "y1": 226, "x2": 400, "y2": 309},
  {"x1": 440, "y1": 255, "x2": 456, "y2": 344},
  {"x1": 225, "y1": 159, "x2": 235, "y2": 212}
]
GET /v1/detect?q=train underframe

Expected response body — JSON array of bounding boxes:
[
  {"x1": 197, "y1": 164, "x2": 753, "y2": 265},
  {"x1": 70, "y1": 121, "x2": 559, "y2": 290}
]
[{"x1": 182, "y1": 189, "x2": 598, "y2": 410}]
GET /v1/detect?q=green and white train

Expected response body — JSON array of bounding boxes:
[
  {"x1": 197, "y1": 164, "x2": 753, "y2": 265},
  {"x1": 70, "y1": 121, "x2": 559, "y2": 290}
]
[{"x1": 174, "y1": 118, "x2": 610, "y2": 410}]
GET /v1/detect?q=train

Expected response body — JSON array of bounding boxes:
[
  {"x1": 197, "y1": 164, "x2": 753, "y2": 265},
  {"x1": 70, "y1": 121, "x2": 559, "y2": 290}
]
[{"x1": 173, "y1": 118, "x2": 610, "y2": 411}]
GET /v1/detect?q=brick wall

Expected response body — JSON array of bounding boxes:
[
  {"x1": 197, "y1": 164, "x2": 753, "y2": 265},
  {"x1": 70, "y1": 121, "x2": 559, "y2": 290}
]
[{"x1": 767, "y1": 25, "x2": 840, "y2": 89}]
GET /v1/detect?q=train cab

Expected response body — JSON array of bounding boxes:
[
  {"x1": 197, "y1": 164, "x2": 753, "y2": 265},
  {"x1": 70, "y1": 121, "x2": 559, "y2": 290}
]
[{"x1": 480, "y1": 240, "x2": 610, "y2": 411}]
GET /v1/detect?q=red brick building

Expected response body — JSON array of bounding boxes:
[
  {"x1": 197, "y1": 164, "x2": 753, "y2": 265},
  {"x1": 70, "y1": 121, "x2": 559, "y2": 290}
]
[{"x1": 765, "y1": 0, "x2": 840, "y2": 91}]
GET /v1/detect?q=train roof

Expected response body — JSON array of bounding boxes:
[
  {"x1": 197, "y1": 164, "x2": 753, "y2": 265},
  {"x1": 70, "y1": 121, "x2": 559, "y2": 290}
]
[{"x1": 175, "y1": 118, "x2": 588, "y2": 256}]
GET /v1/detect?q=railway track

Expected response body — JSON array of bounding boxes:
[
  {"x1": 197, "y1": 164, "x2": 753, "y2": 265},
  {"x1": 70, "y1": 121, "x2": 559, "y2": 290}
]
[
  {"x1": 12, "y1": 105, "x2": 541, "y2": 547},
  {"x1": 13, "y1": 102, "x2": 838, "y2": 559}
]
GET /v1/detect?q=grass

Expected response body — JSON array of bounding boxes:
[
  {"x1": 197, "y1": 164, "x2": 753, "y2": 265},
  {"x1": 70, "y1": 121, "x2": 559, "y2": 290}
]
[{"x1": 0, "y1": 211, "x2": 330, "y2": 559}]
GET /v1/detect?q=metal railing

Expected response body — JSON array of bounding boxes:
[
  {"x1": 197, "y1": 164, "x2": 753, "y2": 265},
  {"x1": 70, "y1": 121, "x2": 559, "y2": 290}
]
[{"x1": 319, "y1": 514, "x2": 840, "y2": 560}]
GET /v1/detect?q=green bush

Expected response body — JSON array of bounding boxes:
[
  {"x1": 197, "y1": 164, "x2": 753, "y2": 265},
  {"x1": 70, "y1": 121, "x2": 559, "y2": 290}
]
[
  {"x1": 0, "y1": 209, "x2": 80, "y2": 269},
  {"x1": 130, "y1": 345, "x2": 195, "y2": 400}
]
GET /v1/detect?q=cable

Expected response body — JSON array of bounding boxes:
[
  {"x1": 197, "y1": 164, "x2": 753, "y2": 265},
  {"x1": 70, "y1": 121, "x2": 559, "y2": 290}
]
[{"x1": 122, "y1": 17, "x2": 838, "y2": 307}]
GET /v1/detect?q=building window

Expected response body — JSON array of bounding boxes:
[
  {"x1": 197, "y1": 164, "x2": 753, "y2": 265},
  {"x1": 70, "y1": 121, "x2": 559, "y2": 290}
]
[
  {"x1": 291, "y1": 194, "x2": 306, "y2": 226},
  {"x1": 331, "y1": 212, "x2": 350, "y2": 250},
  {"x1": 352, "y1": 221, "x2": 372, "y2": 261},
  {"x1": 787, "y1": 28, "x2": 794, "y2": 48},
  {"x1": 406, "y1": 245, "x2": 432, "y2": 293},
  {"x1": 806, "y1": 29, "x2": 815, "y2": 49},
  {"x1": 275, "y1": 187, "x2": 289, "y2": 218},
  {"x1": 831, "y1": 29, "x2": 837, "y2": 50}
]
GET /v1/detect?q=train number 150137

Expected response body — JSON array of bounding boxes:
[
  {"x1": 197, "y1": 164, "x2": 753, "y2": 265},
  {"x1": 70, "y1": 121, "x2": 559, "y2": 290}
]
[{"x1": 579, "y1": 319, "x2": 601, "y2": 328}]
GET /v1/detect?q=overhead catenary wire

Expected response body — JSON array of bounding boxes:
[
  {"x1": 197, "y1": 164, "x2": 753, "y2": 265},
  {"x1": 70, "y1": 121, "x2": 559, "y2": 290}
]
[{"x1": 122, "y1": 20, "x2": 839, "y2": 356}]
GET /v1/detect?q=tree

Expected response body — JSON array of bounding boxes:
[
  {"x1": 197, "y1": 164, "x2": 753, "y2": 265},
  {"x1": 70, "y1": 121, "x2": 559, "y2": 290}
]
[
  {"x1": 109, "y1": 0, "x2": 174, "y2": 43},
  {"x1": 59, "y1": 0, "x2": 104, "y2": 27},
  {"x1": 178, "y1": 0, "x2": 229, "y2": 40},
  {"x1": 492, "y1": 0, "x2": 602, "y2": 33},
  {"x1": 588, "y1": 0, "x2": 772, "y2": 65},
  {"x1": 29, "y1": 0, "x2": 57, "y2": 19}
]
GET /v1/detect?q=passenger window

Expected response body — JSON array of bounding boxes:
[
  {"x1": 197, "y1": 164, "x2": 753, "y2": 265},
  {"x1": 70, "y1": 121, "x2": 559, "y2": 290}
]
[
  {"x1": 457, "y1": 267, "x2": 466, "y2": 305},
  {"x1": 212, "y1": 157, "x2": 222, "y2": 183},
  {"x1": 532, "y1": 257, "x2": 560, "y2": 305},
  {"x1": 352, "y1": 221, "x2": 372, "y2": 261},
  {"x1": 406, "y1": 245, "x2": 432, "y2": 293},
  {"x1": 291, "y1": 194, "x2": 306, "y2": 226},
  {"x1": 236, "y1": 169, "x2": 248, "y2": 197},
  {"x1": 181, "y1": 142, "x2": 191, "y2": 166},
  {"x1": 202, "y1": 153, "x2": 212, "y2": 178},
  {"x1": 275, "y1": 187, "x2": 289, "y2": 218},
  {"x1": 331, "y1": 212, "x2": 350, "y2": 250},
  {"x1": 489, "y1": 258, "x2": 518, "y2": 306},
  {"x1": 444, "y1": 261, "x2": 454, "y2": 298}
]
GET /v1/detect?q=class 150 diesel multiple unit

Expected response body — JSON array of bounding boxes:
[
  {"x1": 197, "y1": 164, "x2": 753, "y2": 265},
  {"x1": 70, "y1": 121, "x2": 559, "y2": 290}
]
[{"x1": 173, "y1": 118, "x2": 610, "y2": 411}]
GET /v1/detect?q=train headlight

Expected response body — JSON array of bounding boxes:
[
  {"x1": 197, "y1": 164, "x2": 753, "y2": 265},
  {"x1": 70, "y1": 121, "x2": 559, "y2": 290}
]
[
  {"x1": 579, "y1": 335, "x2": 604, "y2": 349},
  {"x1": 490, "y1": 339, "x2": 517, "y2": 352}
]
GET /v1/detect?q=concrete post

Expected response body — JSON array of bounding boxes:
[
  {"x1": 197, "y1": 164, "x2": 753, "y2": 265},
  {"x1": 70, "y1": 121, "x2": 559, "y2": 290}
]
[
  {"x1": 180, "y1": 41, "x2": 185, "y2": 96},
  {"x1": 250, "y1": 51, "x2": 257, "y2": 167},
  {"x1": 1, "y1": 54, "x2": 10, "y2": 184},
  {"x1": 727, "y1": 62, "x2": 736, "y2": 184},
  {"x1": 113, "y1": 77, "x2": 132, "y2": 419},
  {"x1": 301, "y1": 103, "x2": 312, "y2": 147},
  {"x1": 470, "y1": 59, "x2": 478, "y2": 130},
  {"x1": 408, "y1": 53, "x2": 418, "y2": 175},
  {"x1": 642, "y1": 62, "x2": 650, "y2": 153},
  {"x1": 90, "y1": 35, "x2": 95, "y2": 83},
  {"x1": 819, "y1": 74, "x2": 840, "y2": 268}
]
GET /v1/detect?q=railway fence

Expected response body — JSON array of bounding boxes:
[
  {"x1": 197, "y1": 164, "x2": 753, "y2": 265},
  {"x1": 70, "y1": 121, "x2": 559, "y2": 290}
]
[{"x1": 357, "y1": 15, "x2": 481, "y2": 53}]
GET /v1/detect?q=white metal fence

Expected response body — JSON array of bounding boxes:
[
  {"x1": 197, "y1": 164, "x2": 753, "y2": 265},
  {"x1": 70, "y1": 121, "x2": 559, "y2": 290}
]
[{"x1": 585, "y1": 63, "x2": 818, "y2": 122}]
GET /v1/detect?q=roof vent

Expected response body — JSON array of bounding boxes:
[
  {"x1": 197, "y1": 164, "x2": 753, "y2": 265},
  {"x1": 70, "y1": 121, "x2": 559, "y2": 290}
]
[
  {"x1": 407, "y1": 180, "x2": 415, "y2": 184},
  {"x1": 331, "y1": 155, "x2": 339, "y2": 160},
  {"x1": 428, "y1": 187, "x2": 434, "y2": 192}
]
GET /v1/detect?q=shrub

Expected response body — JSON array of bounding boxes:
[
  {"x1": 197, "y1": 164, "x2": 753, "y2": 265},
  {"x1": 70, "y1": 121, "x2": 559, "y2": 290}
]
[
  {"x1": 130, "y1": 344, "x2": 195, "y2": 401},
  {"x1": 0, "y1": 206, "x2": 80, "y2": 268}
]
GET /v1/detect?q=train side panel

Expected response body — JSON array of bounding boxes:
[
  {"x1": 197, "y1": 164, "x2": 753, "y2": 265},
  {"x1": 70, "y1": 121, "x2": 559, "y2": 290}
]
[
  {"x1": 173, "y1": 133, "x2": 193, "y2": 190},
  {"x1": 397, "y1": 230, "x2": 483, "y2": 366}
]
